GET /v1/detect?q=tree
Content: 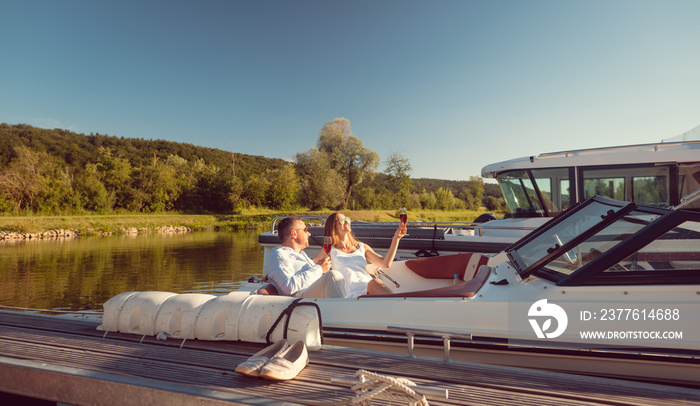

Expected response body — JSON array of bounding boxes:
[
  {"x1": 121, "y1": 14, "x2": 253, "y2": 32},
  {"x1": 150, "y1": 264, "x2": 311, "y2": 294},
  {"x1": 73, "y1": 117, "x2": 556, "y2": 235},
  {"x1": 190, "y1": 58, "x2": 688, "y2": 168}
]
[
  {"x1": 483, "y1": 195, "x2": 505, "y2": 211},
  {"x1": 407, "y1": 192, "x2": 421, "y2": 210},
  {"x1": 465, "y1": 176, "x2": 485, "y2": 210},
  {"x1": 241, "y1": 174, "x2": 270, "y2": 207},
  {"x1": 79, "y1": 164, "x2": 114, "y2": 212},
  {"x1": 418, "y1": 188, "x2": 436, "y2": 210},
  {"x1": 384, "y1": 152, "x2": 413, "y2": 207},
  {"x1": 435, "y1": 187, "x2": 455, "y2": 210},
  {"x1": 196, "y1": 166, "x2": 234, "y2": 212},
  {"x1": 0, "y1": 146, "x2": 50, "y2": 211},
  {"x1": 95, "y1": 147, "x2": 133, "y2": 208},
  {"x1": 457, "y1": 187, "x2": 475, "y2": 210},
  {"x1": 317, "y1": 118, "x2": 379, "y2": 209},
  {"x1": 265, "y1": 164, "x2": 299, "y2": 210},
  {"x1": 40, "y1": 166, "x2": 81, "y2": 212},
  {"x1": 295, "y1": 148, "x2": 345, "y2": 209},
  {"x1": 174, "y1": 157, "x2": 234, "y2": 212},
  {"x1": 129, "y1": 156, "x2": 181, "y2": 212}
]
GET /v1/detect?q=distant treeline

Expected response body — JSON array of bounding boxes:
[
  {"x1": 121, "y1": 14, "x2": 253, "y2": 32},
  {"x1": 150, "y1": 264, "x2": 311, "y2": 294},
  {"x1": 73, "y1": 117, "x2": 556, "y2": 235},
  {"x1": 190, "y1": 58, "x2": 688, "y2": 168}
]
[{"x1": 0, "y1": 122, "x2": 503, "y2": 214}]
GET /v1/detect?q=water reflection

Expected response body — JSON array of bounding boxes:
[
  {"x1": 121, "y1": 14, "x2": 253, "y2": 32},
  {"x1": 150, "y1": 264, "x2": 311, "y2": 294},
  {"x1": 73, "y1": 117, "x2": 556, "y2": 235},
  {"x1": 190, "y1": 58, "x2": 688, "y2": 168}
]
[{"x1": 0, "y1": 231, "x2": 264, "y2": 312}]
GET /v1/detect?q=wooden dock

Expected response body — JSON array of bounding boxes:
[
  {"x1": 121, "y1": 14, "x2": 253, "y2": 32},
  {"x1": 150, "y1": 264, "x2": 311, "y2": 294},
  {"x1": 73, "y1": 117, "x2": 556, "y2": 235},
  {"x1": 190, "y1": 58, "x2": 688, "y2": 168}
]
[{"x1": 1, "y1": 310, "x2": 700, "y2": 406}]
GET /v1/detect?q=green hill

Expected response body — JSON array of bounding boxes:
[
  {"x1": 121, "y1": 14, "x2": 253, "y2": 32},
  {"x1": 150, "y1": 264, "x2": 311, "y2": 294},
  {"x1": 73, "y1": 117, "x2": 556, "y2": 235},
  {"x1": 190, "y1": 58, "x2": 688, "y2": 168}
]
[{"x1": 0, "y1": 123, "x2": 502, "y2": 214}]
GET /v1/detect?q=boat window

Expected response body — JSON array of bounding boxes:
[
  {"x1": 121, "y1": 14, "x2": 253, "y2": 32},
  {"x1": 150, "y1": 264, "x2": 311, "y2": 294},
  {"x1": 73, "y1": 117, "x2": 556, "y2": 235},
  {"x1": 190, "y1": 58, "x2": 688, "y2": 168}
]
[
  {"x1": 534, "y1": 175, "x2": 566, "y2": 216},
  {"x1": 497, "y1": 168, "x2": 570, "y2": 217},
  {"x1": 633, "y1": 176, "x2": 669, "y2": 207},
  {"x1": 583, "y1": 176, "x2": 625, "y2": 201},
  {"x1": 603, "y1": 220, "x2": 700, "y2": 273},
  {"x1": 560, "y1": 179, "x2": 571, "y2": 211},
  {"x1": 510, "y1": 199, "x2": 628, "y2": 273},
  {"x1": 499, "y1": 170, "x2": 545, "y2": 217},
  {"x1": 582, "y1": 166, "x2": 670, "y2": 206}
]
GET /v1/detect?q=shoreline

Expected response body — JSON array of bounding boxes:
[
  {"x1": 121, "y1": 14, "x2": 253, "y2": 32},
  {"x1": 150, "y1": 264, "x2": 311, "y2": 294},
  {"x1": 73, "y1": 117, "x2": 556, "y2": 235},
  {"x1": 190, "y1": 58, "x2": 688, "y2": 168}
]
[
  {"x1": 0, "y1": 226, "x2": 194, "y2": 241},
  {"x1": 0, "y1": 209, "x2": 501, "y2": 241},
  {"x1": 0, "y1": 213, "x2": 272, "y2": 238}
]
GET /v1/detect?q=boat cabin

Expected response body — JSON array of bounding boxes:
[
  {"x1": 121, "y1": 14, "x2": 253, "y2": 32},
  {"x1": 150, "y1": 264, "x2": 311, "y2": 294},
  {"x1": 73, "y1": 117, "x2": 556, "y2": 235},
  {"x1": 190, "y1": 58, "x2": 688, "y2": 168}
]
[{"x1": 481, "y1": 140, "x2": 700, "y2": 218}]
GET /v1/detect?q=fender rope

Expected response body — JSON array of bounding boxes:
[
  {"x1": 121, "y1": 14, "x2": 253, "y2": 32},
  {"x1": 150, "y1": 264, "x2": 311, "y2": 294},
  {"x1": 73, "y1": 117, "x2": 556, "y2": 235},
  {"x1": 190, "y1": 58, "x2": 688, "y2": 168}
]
[{"x1": 265, "y1": 298, "x2": 323, "y2": 345}]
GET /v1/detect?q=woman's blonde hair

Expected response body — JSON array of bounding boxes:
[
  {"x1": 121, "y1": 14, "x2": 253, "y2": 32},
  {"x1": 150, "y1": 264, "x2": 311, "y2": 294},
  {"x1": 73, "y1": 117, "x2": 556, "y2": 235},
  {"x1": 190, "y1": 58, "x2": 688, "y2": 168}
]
[{"x1": 324, "y1": 212, "x2": 361, "y2": 247}]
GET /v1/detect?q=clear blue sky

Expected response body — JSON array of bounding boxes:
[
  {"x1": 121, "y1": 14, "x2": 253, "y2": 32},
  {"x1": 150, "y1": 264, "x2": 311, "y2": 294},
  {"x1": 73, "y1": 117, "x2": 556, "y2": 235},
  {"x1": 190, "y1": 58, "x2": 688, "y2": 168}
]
[{"x1": 2, "y1": 0, "x2": 699, "y2": 181}]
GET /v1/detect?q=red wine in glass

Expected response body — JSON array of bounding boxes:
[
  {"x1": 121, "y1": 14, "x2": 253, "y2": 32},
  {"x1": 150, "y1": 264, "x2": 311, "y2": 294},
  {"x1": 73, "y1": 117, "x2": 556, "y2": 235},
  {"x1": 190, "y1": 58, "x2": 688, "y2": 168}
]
[
  {"x1": 399, "y1": 207, "x2": 408, "y2": 233},
  {"x1": 323, "y1": 236, "x2": 332, "y2": 255}
]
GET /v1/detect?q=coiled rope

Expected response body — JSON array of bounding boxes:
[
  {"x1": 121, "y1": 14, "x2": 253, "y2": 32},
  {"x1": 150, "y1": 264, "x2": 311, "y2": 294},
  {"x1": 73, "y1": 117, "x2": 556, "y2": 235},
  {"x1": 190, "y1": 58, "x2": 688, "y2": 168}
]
[{"x1": 329, "y1": 369, "x2": 429, "y2": 406}]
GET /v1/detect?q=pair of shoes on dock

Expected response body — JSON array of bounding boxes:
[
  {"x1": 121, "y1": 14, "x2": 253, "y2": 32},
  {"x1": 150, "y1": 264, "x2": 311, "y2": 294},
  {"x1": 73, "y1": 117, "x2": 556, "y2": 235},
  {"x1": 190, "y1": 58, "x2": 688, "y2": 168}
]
[{"x1": 235, "y1": 339, "x2": 309, "y2": 381}]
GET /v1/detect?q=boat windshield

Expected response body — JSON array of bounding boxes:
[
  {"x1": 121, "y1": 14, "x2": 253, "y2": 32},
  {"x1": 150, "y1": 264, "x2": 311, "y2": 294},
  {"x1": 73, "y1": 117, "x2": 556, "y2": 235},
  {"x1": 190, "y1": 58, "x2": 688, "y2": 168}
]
[
  {"x1": 497, "y1": 168, "x2": 571, "y2": 218},
  {"x1": 540, "y1": 209, "x2": 662, "y2": 276},
  {"x1": 510, "y1": 195, "x2": 700, "y2": 284},
  {"x1": 539, "y1": 214, "x2": 700, "y2": 286},
  {"x1": 508, "y1": 198, "x2": 629, "y2": 274}
]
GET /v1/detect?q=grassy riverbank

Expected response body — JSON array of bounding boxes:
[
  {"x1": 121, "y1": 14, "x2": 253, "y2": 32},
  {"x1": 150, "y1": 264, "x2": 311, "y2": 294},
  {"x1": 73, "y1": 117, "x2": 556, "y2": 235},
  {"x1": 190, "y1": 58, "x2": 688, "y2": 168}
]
[{"x1": 0, "y1": 208, "x2": 503, "y2": 236}]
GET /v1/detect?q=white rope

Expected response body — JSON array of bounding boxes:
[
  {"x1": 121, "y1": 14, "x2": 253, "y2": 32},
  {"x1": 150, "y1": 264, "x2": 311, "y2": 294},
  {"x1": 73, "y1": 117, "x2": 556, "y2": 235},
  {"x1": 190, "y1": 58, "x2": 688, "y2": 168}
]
[
  {"x1": 140, "y1": 294, "x2": 178, "y2": 343},
  {"x1": 179, "y1": 296, "x2": 217, "y2": 348},
  {"x1": 328, "y1": 369, "x2": 429, "y2": 406},
  {"x1": 102, "y1": 292, "x2": 137, "y2": 339}
]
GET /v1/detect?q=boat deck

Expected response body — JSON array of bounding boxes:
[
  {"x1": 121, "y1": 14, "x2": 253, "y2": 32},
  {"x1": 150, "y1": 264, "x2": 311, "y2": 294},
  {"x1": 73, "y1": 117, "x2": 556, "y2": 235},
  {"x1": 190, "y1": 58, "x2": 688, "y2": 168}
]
[{"x1": 1, "y1": 311, "x2": 699, "y2": 406}]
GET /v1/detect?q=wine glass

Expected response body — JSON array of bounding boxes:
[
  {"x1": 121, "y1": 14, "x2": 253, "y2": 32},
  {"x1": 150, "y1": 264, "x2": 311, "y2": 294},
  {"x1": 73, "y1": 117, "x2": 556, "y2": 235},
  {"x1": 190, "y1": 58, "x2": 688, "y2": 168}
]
[
  {"x1": 399, "y1": 207, "x2": 407, "y2": 233},
  {"x1": 323, "y1": 236, "x2": 332, "y2": 256}
]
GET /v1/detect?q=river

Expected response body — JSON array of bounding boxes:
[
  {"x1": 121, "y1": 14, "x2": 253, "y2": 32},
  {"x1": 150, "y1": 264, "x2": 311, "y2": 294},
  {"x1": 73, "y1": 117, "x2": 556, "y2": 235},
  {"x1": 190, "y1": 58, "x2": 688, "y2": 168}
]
[{"x1": 0, "y1": 231, "x2": 265, "y2": 313}]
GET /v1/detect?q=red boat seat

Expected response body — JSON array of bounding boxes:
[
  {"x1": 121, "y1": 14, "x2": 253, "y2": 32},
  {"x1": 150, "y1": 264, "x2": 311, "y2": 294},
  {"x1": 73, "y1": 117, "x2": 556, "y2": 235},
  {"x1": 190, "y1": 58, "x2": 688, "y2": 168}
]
[{"x1": 405, "y1": 253, "x2": 489, "y2": 281}]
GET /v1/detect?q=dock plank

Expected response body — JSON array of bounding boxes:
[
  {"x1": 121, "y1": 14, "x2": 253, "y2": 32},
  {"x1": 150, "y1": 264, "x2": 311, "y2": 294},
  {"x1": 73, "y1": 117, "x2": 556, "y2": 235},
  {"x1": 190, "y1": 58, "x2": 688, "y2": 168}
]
[{"x1": 1, "y1": 311, "x2": 700, "y2": 406}]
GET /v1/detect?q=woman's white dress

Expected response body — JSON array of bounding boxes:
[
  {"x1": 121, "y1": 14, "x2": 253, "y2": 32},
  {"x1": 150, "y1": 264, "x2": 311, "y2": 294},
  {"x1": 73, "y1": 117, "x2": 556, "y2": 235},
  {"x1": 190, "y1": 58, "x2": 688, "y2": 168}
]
[{"x1": 331, "y1": 244, "x2": 372, "y2": 298}]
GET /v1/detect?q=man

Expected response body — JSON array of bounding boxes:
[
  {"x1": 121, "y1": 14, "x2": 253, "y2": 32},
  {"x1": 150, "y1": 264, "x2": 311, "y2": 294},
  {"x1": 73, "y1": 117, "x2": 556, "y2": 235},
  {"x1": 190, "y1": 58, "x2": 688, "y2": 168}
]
[{"x1": 265, "y1": 216, "x2": 346, "y2": 298}]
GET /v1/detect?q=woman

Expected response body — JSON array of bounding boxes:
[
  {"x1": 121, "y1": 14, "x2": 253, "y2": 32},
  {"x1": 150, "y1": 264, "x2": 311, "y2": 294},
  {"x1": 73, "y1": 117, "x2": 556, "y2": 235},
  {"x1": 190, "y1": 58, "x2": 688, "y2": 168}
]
[{"x1": 323, "y1": 212, "x2": 406, "y2": 298}]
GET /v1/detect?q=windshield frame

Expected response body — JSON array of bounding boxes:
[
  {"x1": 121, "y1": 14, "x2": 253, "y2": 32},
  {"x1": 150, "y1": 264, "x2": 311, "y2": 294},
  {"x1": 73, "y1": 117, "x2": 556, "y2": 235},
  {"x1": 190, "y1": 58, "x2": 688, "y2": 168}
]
[
  {"x1": 505, "y1": 195, "x2": 700, "y2": 286},
  {"x1": 507, "y1": 196, "x2": 634, "y2": 278}
]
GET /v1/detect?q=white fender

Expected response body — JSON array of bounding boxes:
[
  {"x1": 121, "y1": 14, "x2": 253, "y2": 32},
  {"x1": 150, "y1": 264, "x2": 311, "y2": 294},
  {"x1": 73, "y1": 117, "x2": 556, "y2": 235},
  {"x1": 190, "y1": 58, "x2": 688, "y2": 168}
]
[
  {"x1": 153, "y1": 293, "x2": 215, "y2": 339},
  {"x1": 97, "y1": 291, "x2": 137, "y2": 333},
  {"x1": 194, "y1": 292, "x2": 252, "y2": 341},
  {"x1": 99, "y1": 291, "x2": 178, "y2": 335},
  {"x1": 98, "y1": 291, "x2": 322, "y2": 349}
]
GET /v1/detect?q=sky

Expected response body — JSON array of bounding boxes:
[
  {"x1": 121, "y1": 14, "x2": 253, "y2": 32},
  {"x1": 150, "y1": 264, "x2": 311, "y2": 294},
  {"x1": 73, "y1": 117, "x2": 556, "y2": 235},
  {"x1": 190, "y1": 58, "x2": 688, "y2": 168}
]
[{"x1": 2, "y1": 0, "x2": 699, "y2": 182}]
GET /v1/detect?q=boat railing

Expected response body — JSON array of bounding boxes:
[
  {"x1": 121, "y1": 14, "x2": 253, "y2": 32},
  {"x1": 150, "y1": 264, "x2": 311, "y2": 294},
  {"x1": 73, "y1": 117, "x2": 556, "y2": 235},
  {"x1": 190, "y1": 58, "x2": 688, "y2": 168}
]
[
  {"x1": 269, "y1": 216, "x2": 326, "y2": 233},
  {"x1": 386, "y1": 221, "x2": 540, "y2": 237},
  {"x1": 349, "y1": 219, "x2": 541, "y2": 234},
  {"x1": 387, "y1": 326, "x2": 472, "y2": 362},
  {"x1": 466, "y1": 224, "x2": 540, "y2": 237},
  {"x1": 267, "y1": 217, "x2": 539, "y2": 237}
]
